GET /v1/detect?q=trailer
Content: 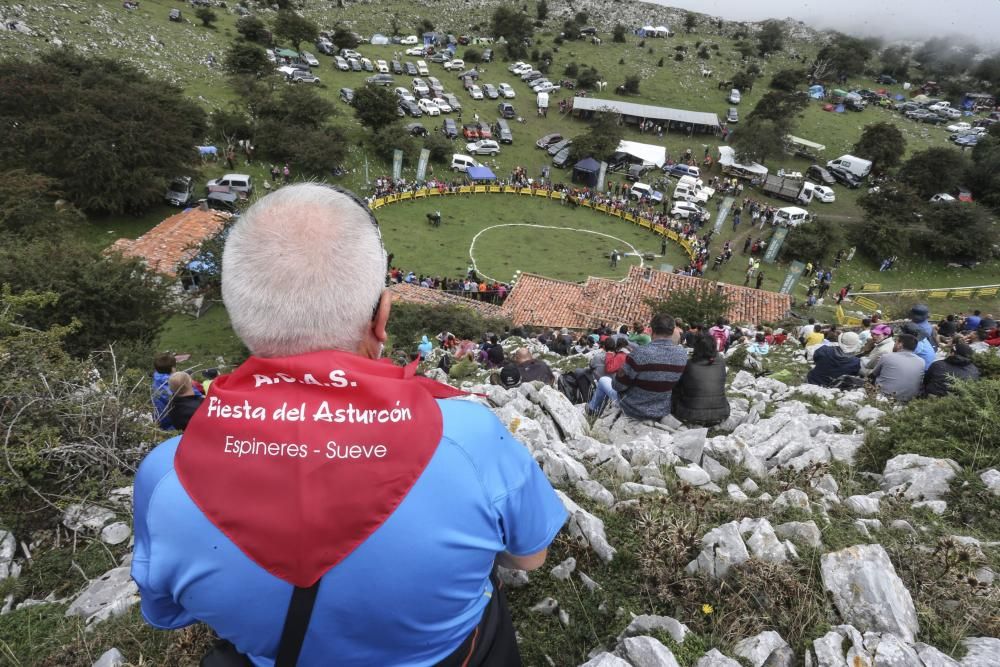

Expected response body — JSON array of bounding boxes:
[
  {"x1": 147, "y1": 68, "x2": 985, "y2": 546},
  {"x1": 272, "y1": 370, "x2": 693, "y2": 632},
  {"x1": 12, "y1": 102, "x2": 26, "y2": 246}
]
[{"x1": 762, "y1": 174, "x2": 805, "y2": 202}]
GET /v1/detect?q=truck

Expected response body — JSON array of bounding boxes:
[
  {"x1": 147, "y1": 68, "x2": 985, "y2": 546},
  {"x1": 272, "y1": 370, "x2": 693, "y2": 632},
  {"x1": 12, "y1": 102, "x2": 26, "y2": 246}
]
[{"x1": 762, "y1": 174, "x2": 805, "y2": 202}]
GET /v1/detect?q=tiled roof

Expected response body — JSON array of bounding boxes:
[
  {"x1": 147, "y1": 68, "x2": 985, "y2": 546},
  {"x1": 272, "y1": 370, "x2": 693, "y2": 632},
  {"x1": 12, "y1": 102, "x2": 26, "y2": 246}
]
[
  {"x1": 387, "y1": 282, "x2": 505, "y2": 318},
  {"x1": 109, "y1": 207, "x2": 230, "y2": 277},
  {"x1": 502, "y1": 266, "x2": 791, "y2": 329}
]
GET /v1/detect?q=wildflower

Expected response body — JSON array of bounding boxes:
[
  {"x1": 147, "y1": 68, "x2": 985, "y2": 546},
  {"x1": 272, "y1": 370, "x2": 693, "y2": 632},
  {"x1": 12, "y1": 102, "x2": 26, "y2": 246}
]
[{"x1": 702, "y1": 603, "x2": 714, "y2": 615}]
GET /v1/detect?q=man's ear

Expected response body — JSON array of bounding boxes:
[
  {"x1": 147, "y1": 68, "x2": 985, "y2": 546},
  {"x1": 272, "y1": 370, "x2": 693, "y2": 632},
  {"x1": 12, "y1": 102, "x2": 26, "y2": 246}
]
[{"x1": 371, "y1": 291, "x2": 392, "y2": 344}]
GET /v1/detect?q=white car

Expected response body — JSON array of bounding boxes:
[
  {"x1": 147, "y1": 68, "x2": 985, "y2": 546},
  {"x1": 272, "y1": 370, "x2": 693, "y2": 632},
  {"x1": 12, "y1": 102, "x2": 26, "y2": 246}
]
[
  {"x1": 432, "y1": 97, "x2": 452, "y2": 113},
  {"x1": 405, "y1": 46, "x2": 426, "y2": 56},
  {"x1": 512, "y1": 63, "x2": 533, "y2": 75},
  {"x1": 444, "y1": 59, "x2": 465, "y2": 71},
  {"x1": 532, "y1": 82, "x2": 561, "y2": 93},
  {"x1": 300, "y1": 51, "x2": 320, "y2": 67},
  {"x1": 416, "y1": 60, "x2": 429, "y2": 75},
  {"x1": 466, "y1": 139, "x2": 500, "y2": 156},
  {"x1": 946, "y1": 122, "x2": 971, "y2": 133},
  {"x1": 376, "y1": 59, "x2": 389, "y2": 73},
  {"x1": 812, "y1": 185, "x2": 836, "y2": 203},
  {"x1": 670, "y1": 201, "x2": 710, "y2": 221},
  {"x1": 468, "y1": 84, "x2": 484, "y2": 100},
  {"x1": 498, "y1": 82, "x2": 516, "y2": 98},
  {"x1": 400, "y1": 35, "x2": 419, "y2": 45},
  {"x1": 418, "y1": 98, "x2": 441, "y2": 116},
  {"x1": 334, "y1": 56, "x2": 349, "y2": 71},
  {"x1": 266, "y1": 49, "x2": 277, "y2": 63},
  {"x1": 507, "y1": 61, "x2": 527, "y2": 73},
  {"x1": 395, "y1": 86, "x2": 415, "y2": 99},
  {"x1": 412, "y1": 78, "x2": 430, "y2": 95}
]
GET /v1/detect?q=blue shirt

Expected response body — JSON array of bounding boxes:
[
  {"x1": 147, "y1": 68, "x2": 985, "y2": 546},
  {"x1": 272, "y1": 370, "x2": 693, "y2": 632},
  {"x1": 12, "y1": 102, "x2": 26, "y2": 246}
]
[
  {"x1": 151, "y1": 371, "x2": 174, "y2": 430},
  {"x1": 132, "y1": 399, "x2": 566, "y2": 667},
  {"x1": 964, "y1": 315, "x2": 981, "y2": 331},
  {"x1": 914, "y1": 338, "x2": 936, "y2": 370}
]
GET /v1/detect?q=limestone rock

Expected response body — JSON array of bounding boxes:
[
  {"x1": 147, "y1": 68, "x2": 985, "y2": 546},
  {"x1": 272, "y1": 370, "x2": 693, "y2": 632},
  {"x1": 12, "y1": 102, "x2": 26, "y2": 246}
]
[
  {"x1": 912, "y1": 500, "x2": 947, "y2": 515},
  {"x1": 65, "y1": 565, "x2": 139, "y2": 626},
  {"x1": 696, "y1": 649, "x2": 743, "y2": 667},
  {"x1": 92, "y1": 648, "x2": 126, "y2": 667},
  {"x1": 869, "y1": 633, "x2": 921, "y2": 666},
  {"x1": 538, "y1": 450, "x2": 590, "y2": 486},
  {"x1": 913, "y1": 643, "x2": 960, "y2": 667},
  {"x1": 733, "y1": 631, "x2": 791, "y2": 667},
  {"x1": 811, "y1": 474, "x2": 840, "y2": 497},
  {"x1": 673, "y1": 428, "x2": 707, "y2": 463},
  {"x1": 536, "y1": 385, "x2": 590, "y2": 440},
  {"x1": 856, "y1": 406, "x2": 885, "y2": 423},
  {"x1": 981, "y1": 469, "x2": 1000, "y2": 497},
  {"x1": 496, "y1": 567, "x2": 529, "y2": 588},
  {"x1": 0, "y1": 532, "x2": 15, "y2": 580},
  {"x1": 550, "y1": 557, "x2": 576, "y2": 581},
  {"x1": 557, "y1": 491, "x2": 616, "y2": 563},
  {"x1": 844, "y1": 495, "x2": 881, "y2": 517},
  {"x1": 530, "y1": 597, "x2": 559, "y2": 615},
  {"x1": 745, "y1": 520, "x2": 788, "y2": 563},
  {"x1": 773, "y1": 489, "x2": 811, "y2": 512},
  {"x1": 99, "y1": 522, "x2": 131, "y2": 546},
  {"x1": 888, "y1": 520, "x2": 916, "y2": 535},
  {"x1": 580, "y1": 653, "x2": 632, "y2": 667},
  {"x1": 727, "y1": 484, "x2": 749, "y2": 502},
  {"x1": 576, "y1": 480, "x2": 615, "y2": 507},
  {"x1": 618, "y1": 614, "x2": 690, "y2": 644},
  {"x1": 880, "y1": 454, "x2": 960, "y2": 501},
  {"x1": 675, "y1": 462, "x2": 711, "y2": 487},
  {"x1": 579, "y1": 572, "x2": 601, "y2": 592},
  {"x1": 620, "y1": 636, "x2": 681, "y2": 667},
  {"x1": 742, "y1": 478, "x2": 760, "y2": 493},
  {"x1": 811, "y1": 630, "x2": 846, "y2": 666},
  {"x1": 702, "y1": 455, "x2": 731, "y2": 482},
  {"x1": 960, "y1": 637, "x2": 1000, "y2": 666},
  {"x1": 687, "y1": 521, "x2": 749, "y2": 578},
  {"x1": 819, "y1": 545, "x2": 919, "y2": 643},
  {"x1": 62, "y1": 504, "x2": 115, "y2": 533},
  {"x1": 621, "y1": 482, "x2": 670, "y2": 497},
  {"x1": 775, "y1": 521, "x2": 822, "y2": 548}
]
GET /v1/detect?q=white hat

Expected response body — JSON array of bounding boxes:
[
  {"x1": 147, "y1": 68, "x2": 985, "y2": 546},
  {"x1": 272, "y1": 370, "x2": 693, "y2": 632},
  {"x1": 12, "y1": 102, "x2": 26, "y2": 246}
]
[{"x1": 838, "y1": 331, "x2": 862, "y2": 355}]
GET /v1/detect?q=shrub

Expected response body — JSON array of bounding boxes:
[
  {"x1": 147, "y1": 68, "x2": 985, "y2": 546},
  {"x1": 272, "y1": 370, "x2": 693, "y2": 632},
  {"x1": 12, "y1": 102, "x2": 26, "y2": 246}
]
[
  {"x1": 657, "y1": 57, "x2": 664, "y2": 67},
  {"x1": 674, "y1": 52, "x2": 684, "y2": 62},
  {"x1": 386, "y1": 302, "x2": 512, "y2": 351},
  {"x1": 623, "y1": 74, "x2": 640, "y2": 94},
  {"x1": 463, "y1": 47, "x2": 482, "y2": 63},
  {"x1": 645, "y1": 284, "x2": 733, "y2": 328},
  {"x1": 564, "y1": 61, "x2": 579, "y2": 76}
]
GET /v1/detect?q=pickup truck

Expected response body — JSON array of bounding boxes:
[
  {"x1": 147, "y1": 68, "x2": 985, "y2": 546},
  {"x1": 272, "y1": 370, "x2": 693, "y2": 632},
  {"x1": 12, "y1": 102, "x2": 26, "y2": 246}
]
[{"x1": 762, "y1": 174, "x2": 804, "y2": 202}]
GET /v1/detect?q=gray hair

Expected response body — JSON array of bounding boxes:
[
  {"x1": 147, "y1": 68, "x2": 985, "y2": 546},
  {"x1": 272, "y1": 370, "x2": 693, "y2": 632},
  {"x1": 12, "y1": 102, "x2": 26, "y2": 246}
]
[{"x1": 222, "y1": 183, "x2": 386, "y2": 357}]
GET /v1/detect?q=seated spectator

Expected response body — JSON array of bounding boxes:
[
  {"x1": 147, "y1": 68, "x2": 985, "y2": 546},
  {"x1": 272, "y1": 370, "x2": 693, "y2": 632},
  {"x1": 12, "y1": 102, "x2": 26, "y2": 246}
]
[
  {"x1": 417, "y1": 335, "x2": 433, "y2": 359},
  {"x1": 709, "y1": 318, "x2": 729, "y2": 352},
  {"x1": 936, "y1": 314, "x2": 957, "y2": 342},
  {"x1": 857, "y1": 318, "x2": 872, "y2": 346},
  {"x1": 797, "y1": 318, "x2": 816, "y2": 345},
  {"x1": 671, "y1": 334, "x2": 730, "y2": 426},
  {"x1": 963, "y1": 309, "x2": 982, "y2": 332},
  {"x1": 806, "y1": 332, "x2": 862, "y2": 386},
  {"x1": 151, "y1": 352, "x2": 176, "y2": 430},
  {"x1": 572, "y1": 335, "x2": 593, "y2": 355},
  {"x1": 589, "y1": 337, "x2": 613, "y2": 379},
  {"x1": 871, "y1": 333, "x2": 925, "y2": 402},
  {"x1": 985, "y1": 326, "x2": 1000, "y2": 347},
  {"x1": 748, "y1": 332, "x2": 770, "y2": 357},
  {"x1": 201, "y1": 368, "x2": 219, "y2": 396},
  {"x1": 513, "y1": 348, "x2": 555, "y2": 385},
  {"x1": 908, "y1": 304, "x2": 936, "y2": 347},
  {"x1": 860, "y1": 324, "x2": 895, "y2": 376},
  {"x1": 771, "y1": 328, "x2": 788, "y2": 346},
  {"x1": 900, "y1": 322, "x2": 936, "y2": 370},
  {"x1": 804, "y1": 324, "x2": 825, "y2": 348},
  {"x1": 628, "y1": 324, "x2": 651, "y2": 346},
  {"x1": 682, "y1": 322, "x2": 703, "y2": 348},
  {"x1": 481, "y1": 335, "x2": 504, "y2": 367},
  {"x1": 165, "y1": 371, "x2": 203, "y2": 431},
  {"x1": 923, "y1": 342, "x2": 980, "y2": 397},
  {"x1": 495, "y1": 363, "x2": 522, "y2": 389}
]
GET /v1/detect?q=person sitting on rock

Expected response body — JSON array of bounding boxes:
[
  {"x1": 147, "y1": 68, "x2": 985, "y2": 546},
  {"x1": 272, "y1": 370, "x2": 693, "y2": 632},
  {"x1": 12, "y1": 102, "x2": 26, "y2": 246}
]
[
  {"x1": 165, "y1": 371, "x2": 204, "y2": 431},
  {"x1": 923, "y1": 342, "x2": 980, "y2": 397},
  {"x1": 900, "y1": 322, "x2": 937, "y2": 370},
  {"x1": 806, "y1": 332, "x2": 862, "y2": 387},
  {"x1": 513, "y1": 347, "x2": 555, "y2": 385},
  {"x1": 871, "y1": 333, "x2": 925, "y2": 402},
  {"x1": 860, "y1": 324, "x2": 895, "y2": 377},
  {"x1": 671, "y1": 333, "x2": 730, "y2": 426}
]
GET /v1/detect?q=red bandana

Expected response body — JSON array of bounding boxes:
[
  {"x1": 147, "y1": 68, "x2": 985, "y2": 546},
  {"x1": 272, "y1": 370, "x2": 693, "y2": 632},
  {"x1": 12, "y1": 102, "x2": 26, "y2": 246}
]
[{"x1": 175, "y1": 350, "x2": 467, "y2": 587}]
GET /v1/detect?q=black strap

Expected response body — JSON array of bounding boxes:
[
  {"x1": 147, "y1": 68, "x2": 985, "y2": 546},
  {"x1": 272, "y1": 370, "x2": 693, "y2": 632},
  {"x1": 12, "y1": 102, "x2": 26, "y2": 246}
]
[{"x1": 274, "y1": 581, "x2": 322, "y2": 667}]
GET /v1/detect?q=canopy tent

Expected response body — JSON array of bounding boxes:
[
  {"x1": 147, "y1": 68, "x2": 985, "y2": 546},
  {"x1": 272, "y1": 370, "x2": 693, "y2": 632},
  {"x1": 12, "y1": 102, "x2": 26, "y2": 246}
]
[
  {"x1": 786, "y1": 135, "x2": 826, "y2": 153},
  {"x1": 616, "y1": 140, "x2": 666, "y2": 167},
  {"x1": 466, "y1": 166, "x2": 496, "y2": 181},
  {"x1": 637, "y1": 25, "x2": 668, "y2": 37},
  {"x1": 718, "y1": 146, "x2": 768, "y2": 179},
  {"x1": 275, "y1": 48, "x2": 299, "y2": 59},
  {"x1": 370, "y1": 33, "x2": 389, "y2": 45},
  {"x1": 572, "y1": 97, "x2": 720, "y2": 134},
  {"x1": 572, "y1": 157, "x2": 601, "y2": 187},
  {"x1": 808, "y1": 85, "x2": 825, "y2": 99}
]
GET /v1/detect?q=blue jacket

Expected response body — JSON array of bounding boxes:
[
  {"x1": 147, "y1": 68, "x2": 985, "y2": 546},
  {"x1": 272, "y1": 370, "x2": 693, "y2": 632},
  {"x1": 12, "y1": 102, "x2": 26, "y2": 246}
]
[{"x1": 151, "y1": 371, "x2": 174, "y2": 430}]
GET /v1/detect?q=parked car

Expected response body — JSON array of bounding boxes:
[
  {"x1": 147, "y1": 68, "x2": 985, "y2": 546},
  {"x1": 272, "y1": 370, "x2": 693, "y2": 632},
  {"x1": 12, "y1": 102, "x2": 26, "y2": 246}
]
[
  {"x1": 536, "y1": 133, "x2": 562, "y2": 149},
  {"x1": 412, "y1": 78, "x2": 430, "y2": 95},
  {"x1": 429, "y1": 52, "x2": 449, "y2": 63},
  {"x1": 349, "y1": 58, "x2": 362, "y2": 72},
  {"x1": 876, "y1": 74, "x2": 897, "y2": 84},
  {"x1": 416, "y1": 60, "x2": 429, "y2": 75},
  {"x1": 451, "y1": 153, "x2": 481, "y2": 172},
  {"x1": 400, "y1": 35, "x2": 419, "y2": 45},
  {"x1": 290, "y1": 70, "x2": 321, "y2": 84},
  {"x1": 547, "y1": 138, "x2": 571, "y2": 156},
  {"x1": 811, "y1": 184, "x2": 836, "y2": 203},
  {"x1": 498, "y1": 82, "x2": 516, "y2": 98},
  {"x1": 205, "y1": 191, "x2": 240, "y2": 215},
  {"x1": 427, "y1": 76, "x2": 443, "y2": 94},
  {"x1": 391, "y1": 60, "x2": 403, "y2": 74},
  {"x1": 405, "y1": 46, "x2": 427, "y2": 56},
  {"x1": 482, "y1": 48, "x2": 493, "y2": 62},
  {"x1": 895, "y1": 101, "x2": 919, "y2": 113},
  {"x1": 375, "y1": 59, "x2": 389, "y2": 73},
  {"x1": 444, "y1": 93, "x2": 462, "y2": 112},
  {"x1": 207, "y1": 173, "x2": 253, "y2": 197},
  {"x1": 494, "y1": 119, "x2": 513, "y2": 144},
  {"x1": 365, "y1": 73, "x2": 394, "y2": 86},
  {"x1": 164, "y1": 176, "x2": 194, "y2": 207},
  {"x1": 404, "y1": 61, "x2": 418, "y2": 75},
  {"x1": 552, "y1": 145, "x2": 573, "y2": 168},
  {"x1": 316, "y1": 41, "x2": 335, "y2": 56},
  {"x1": 829, "y1": 166, "x2": 861, "y2": 188},
  {"x1": 394, "y1": 86, "x2": 415, "y2": 102},
  {"x1": 431, "y1": 97, "x2": 452, "y2": 113},
  {"x1": 532, "y1": 81, "x2": 561, "y2": 93},
  {"x1": 476, "y1": 122, "x2": 492, "y2": 139},
  {"x1": 334, "y1": 56, "x2": 349, "y2": 71},
  {"x1": 442, "y1": 118, "x2": 458, "y2": 138},
  {"x1": 955, "y1": 134, "x2": 980, "y2": 147},
  {"x1": 906, "y1": 109, "x2": 932, "y2": 121},
  {"x1": 726, "y1": 107, "x2": 739, "y2": 123},
  {"x1": 920, "y1": 113, "x2": 946, "y2": 125},
  {"x1": 300, "y1": 51, "x2": 320, "y2": 67},
  {"x1": 360, "y1": 58, "x2": 374, "y2": 72},
  {"x1": 443, "y1": 59, "x2": 466, "y2": 71},
  {"x1": 398, "y1": 99, "x2": 422, "y2": 117},
  {"x1": 508, "y1": 61, "x2": 527, "y2": 73},
  {"x1": 806, "y1": 164, "x2": 836, "y2": 186},
  {"x1": 418, "y1": 98, "x2": 441, "y2": 116},
  {"x1": 466, "y1": 139, "x2": 500, "y2": 156},
  {"x1": 341, "y1": 49, "x2": 361, "y2": 60},
  {"x1": 667, "y1": 164, "x2": 700, "y2": 179},
  {"x1": 671, "y1": 201, "x2": 709, "y2": 220},
  {"x1": 522, "y1": 71, "x2": 543, "y2": 83},
  {"x1": 405, "y1": 122, "x2": 428, "y2": 137},
  {"x1": 339, "y1": 87, "x2": 355, "y2": 104},
  {"x1": 468, "y1": 85, "x2": 484, "y2": 100},
  {"x1": 498, "y1": 102, "x2": 516, "y2": 119},
  {"x1": 458, "y1": 69, "x2": 480, "y2": 80},
  {"x1": 462, "y1": 124, "x2": 480, "y2": 140},
  {"x1": 482, "y1": 83, "x2": 499, "y2": 99},
  {"x1": 947, "y1": 122, "x2": 972, "y2": 133},
  {"x1": 728, "y1": 88, "x2": 741, "y2": 104}
]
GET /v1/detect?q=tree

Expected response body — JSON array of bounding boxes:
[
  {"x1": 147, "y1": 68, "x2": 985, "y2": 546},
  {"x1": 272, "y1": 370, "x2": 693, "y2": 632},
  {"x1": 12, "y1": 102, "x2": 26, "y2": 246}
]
[
  {"x1": 769, "y1": 68, "x2": 806, "y2": 92},
  {"x1": 612, "y1": 24, "x2": 626, "y2": 43},
  {"x1": 536, "y1": 0, "x2": 548, "y2": 21},
  {"x1": 561, "y1": 19, "x2": 581, "y2": 41},
  {"x1": 273, "y1": 10, "x2": 318, "y2": 51},
  {"x1": 968, "y1": 128, "x2": 1000, "y2": 211},
  {"x1": 414, "y1": 18, "x2": 434, "y2": 37},
  {"x1": 195, "y1": 7, "x2": 217, "y2": 28},
  {"x1": 236, "y1": 15, "x2": 270, "y2": 44},
  {"x1": 331, "y1": 26, "x2": 358, "y2": 50},
  {"x1": 683, "y1": 12, "x2": 698, "y2": 33},
  {"x1": 645, "y1": 284, "x2": 733, "y2": 328},
  {"x1": 813, "y1": 33, "x2": 877, "y2": 80},
  {"x1": 491, "y1": 6, "x2": 533, "y2": 45},
  {"x1": 780, "y1": 217, "x2": 843, "y2": 264},
  {"x1": 623, "y1": 75, "x2": 640, "y2": 94},
  {"x1": 371, "y1": 123, "x2": 420, "y2": 163},
  {"x1": 731, "y1": 117, "x2": 786, "y2": 164},
  {"x1": 352, "y1": 84, "x2": 402, "y2": 132},
  {"x1": 574, "y1": 11, "x2": 588, "y2": 25},
  {"x1": 747, "y1": 91, "x2": 808, "y2": 131},
  {"x1": 880, "y1": 45, "x2": 911, "y2": 80},
  {"x1": 225, "y1": 42, "x2": 272, "y2": 77},
  {"x1": 0, "y1": 170, "x2": 79, "y2": 237},
  {"x1": 921, "y1": 203, "x2": 996, "y2": 261},
  {"x1": 757, "y1": 21, "x2": 784, "y2": 56},
  {"x1": 564, "y1": 62, "x2": 579, "y2": 77},
  {"x1": 570, "y1": 111, "x2": 624, "y2": 162},
  {"x1": 464, "y1": 47, "x2": 482, "y2": 63},
  {"x1": 423, "y1": 131, "x2": 453, "y2": 164},
  {"x1": 852, "y1": 122, "x2": 906, "y2": 173},
  {"x1": 734, "y1": 41, "x2": 754, "y2": 60},
  {"x1": 0, "y1": 51, "x2": 205, "y2": 215},
  {"x1": 899, "y1": 147, "x2": 969, "y2": 199},
  {"x1": 577, "y1": 67, "x2": 600, "y2": 90},
  {"x1": 731, "y1": 69, "x2": 755, "y2": 92},
  {"x1": 209, "y1": 107, "x2": 253, "y2": 143}
]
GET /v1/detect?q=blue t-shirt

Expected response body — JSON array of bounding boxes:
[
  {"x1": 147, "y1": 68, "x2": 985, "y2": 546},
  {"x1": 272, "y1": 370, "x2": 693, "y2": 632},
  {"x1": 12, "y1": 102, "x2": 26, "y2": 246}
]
[
  {"x1": 131, "y1": 399, "x2": 566, "y2": 667},
  {"x1": 151, "y1": 371, "x2": 174, "y2": 430},
  {"x1": 914, "y1": 338, "x2": 936, "y2": 370}
]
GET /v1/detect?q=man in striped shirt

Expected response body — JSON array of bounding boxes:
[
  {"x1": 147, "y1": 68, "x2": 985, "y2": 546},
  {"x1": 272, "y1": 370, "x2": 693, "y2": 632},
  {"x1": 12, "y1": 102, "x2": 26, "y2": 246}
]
[{"x1": 588, "y1": 314, "x2": 688, "y2": 420}]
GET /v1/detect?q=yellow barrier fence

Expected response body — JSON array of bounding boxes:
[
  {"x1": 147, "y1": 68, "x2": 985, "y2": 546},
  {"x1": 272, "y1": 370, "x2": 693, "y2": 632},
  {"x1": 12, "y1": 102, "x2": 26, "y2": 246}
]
[{"x1": 853, "y1": 295, "x2": 881, "y2": 311}]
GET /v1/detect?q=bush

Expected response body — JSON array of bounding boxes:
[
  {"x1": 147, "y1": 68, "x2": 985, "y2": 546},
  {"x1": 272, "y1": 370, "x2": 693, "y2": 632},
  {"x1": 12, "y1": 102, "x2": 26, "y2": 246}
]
[
  {"x1": 423, "y1": 131, "x2": 453, "y2": 164},
  {"x1": 657, "y1": 57, "x2": 664, "y2": 67},
  {"x1": 564, "y1": 61, "x2": 579, "y2": 76},
  {"x1": 386, "y1": 302, "x2": 512, "y2": 351},
  {"x1": 645, "y1": 284, "x2": 733, "y2": 328},
  {"x1": 463, "y1": 47, "x2": 482, "y2": 63},
  {"x1": 623, "y1": 74, "x2": 640, "y2": 94},
  {"x1": 674, "y1": 52, "x2": 684, "y2": 62}
]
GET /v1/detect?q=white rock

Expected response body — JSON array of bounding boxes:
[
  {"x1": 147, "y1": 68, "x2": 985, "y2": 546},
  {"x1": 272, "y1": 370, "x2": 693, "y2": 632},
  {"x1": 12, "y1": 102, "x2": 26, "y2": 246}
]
[
  {"x1": 811, "y1": 474, "x2": 840, "y2": 496},
  {"x1": 696, "y1": 649, "x2": 743, "y2": 667},
  {"x1": 618, "y1": 614, "x2": 690, "y2": 644},
  {"x1": 107, "y1": 486, "x2": 134, "y2": 507},
  {"x1": 557, "y1": 491, "x2": 617, "y2": 562},
  {"x1": 559, "y1": 608, "x2": 571, "y2": 627},
  {"x1": 855, "y1": 406, "x2": 886, "y2": 423},
  {"x1": 758, "y1": 492, "x2": 773, "y2": 502},
  {"x1": 579, "y1": 572, "x2": 601, "y2": 592},
  {"x1": 530, "y1": 597, "x2": 559, "y2": 615},
  {"x1": 727, "y1": 484, "x2": 749, "y2": 502},
  {"x1": 92, "y1": 648, "x2": 126, "y2": 667},
  {"x1": 536, "y1": 385, "x2": 590, "y2": 440},
  {"x1": 960, "y1": 637, "x2": 1000, "y2": 666},
  {"x1": 580, "y1": 653, "x2": 632, "y2": 667},
  {"x1": 673, "y1": 428, "x2": 707, "y2": 463},
  {"x1": 701, "y1": 455, "x2": 731, "y2": 482},
  {"x1": 550, "y1": 557, "x2": 576, "y2": 581},
  {"x1": 576, "y1": 480, "x2": 615, "y2": 507},
  {"x1": 621, "y1": 482, "x2": 670, "y2": 497},
  {"x1": 731, "y1": 370, "x2": 757, "y2": 391},
  {"x1": 745, "y1": 520, "x2": 788, "y2": 563},
  {"x1": 912, "y1": 500, "x2": 947, "y2": 515},
  {"x1": 981, "y1": 469, "x2": 1000, "y2": 497},
  {"x1": 620, "y1": 636, "x2": 681, "y2": 667},
  {"x1": 686, "y1": 522, "x2": 749, "y2": 578},
  {"x1": 496, "y1": 567, "x2": 529, "y2": 588},
  {"x1": 880, "y1": 454, "x2": 960, "y2": 501},
  {"x1": 913, "y1": 643, "x2": 960, "y2": 667},
  {"x1": 775, "y1": 521, "x2": 822, "y2": 548},
  {"x1": 870, "y1": 633, "x2": 921, "y2": 666},
  {"x1": 844, "y1": 495, "x2": 880, "y2": 516},
  {"x1": 62, "y1": 504, "x2": 115, "y2": 533},
  {"x1": 812, "y1": 631, "x2": 846, "y2": 666},
  {"x1": 65, "y1": 565, "x2": 139, "y2": 626},
  {"x1": 538, "y1": 450, "x2": 590, "y2": 486},
  {"x1": 675, "y1": 463, "x2": 711, "y2": 487},
  {"x1": 742, "y1": 478, "x2": 760, "y2": 493},
  {"x1": 99, "y1": 523, "x2": 131, "y2": 546},
  {"x1": 820, "y1": 545, "x2": 919, "y2": 643},
  {"x1": 0, "y1": 532, "x2": 15, "y2": 581},
  {"x1": 773, "y1": 489, "x2": 811, "y2": 512},
  {"x1": 732, "y1": 631, "x2": 791, "y2": 667},
  {"x1": 888, "y1": 520, "x2": 916, "y2": 535}
]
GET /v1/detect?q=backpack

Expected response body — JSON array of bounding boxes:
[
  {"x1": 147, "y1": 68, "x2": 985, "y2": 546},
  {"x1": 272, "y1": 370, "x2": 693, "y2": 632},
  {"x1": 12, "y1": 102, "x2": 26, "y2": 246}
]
[
  {"x1": 437, "y1": 353, "x2": 453, "y2": 374},
  {"x1": 557, "y1": 368, "x2": 596, "y2": 405}
]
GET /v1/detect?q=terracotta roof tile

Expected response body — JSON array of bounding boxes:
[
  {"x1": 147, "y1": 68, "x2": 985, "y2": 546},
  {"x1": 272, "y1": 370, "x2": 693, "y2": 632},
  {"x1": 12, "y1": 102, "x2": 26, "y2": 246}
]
[
  {"x1": 387, "y1": 282, "x2": 505, "y2": 319},
  {"x1": 502, "y1": 266, "x2": 791, "y2": 329},
  {"x1": 110, "y1": 207, "x2": 230, "y2": 277}
]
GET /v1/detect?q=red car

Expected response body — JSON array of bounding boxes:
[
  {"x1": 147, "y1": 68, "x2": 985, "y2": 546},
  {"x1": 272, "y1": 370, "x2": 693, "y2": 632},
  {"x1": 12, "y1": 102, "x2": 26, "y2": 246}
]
[
  {"x1": 462, "y1": 124, "x2": 480, "y2": 140},
  {"x1": 477, "y1": 122, "x2": 492, "y2": 139}
]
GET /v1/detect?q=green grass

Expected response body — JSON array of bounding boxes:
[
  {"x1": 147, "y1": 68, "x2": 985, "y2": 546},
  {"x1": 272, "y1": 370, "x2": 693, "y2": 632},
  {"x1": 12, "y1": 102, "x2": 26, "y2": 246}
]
[{"x1": 156, "y1": 303, "x2": 246, "y2": 371}]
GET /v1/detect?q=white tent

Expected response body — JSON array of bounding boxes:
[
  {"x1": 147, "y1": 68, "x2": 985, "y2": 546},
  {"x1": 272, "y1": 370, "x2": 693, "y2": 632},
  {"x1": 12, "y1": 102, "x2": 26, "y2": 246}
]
[
  {"x1": 654, "y1": 26, "x2": 669, "y2": 35},
  {"x1": 370, "y1": 33, "x2": 389, "y2": 45},
  {"x1": 718, "y1": 146, "x2": 768, "y2": 178},
  {"x1": 617, "y1": 140, "x2": 666, "y2": 167}
]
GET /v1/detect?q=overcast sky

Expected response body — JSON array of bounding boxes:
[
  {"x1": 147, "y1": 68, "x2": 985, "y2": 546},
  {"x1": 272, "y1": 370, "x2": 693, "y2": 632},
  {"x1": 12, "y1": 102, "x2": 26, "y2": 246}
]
[{"x1": 642, "y1": 0, "x2": 1000, "y2": 46}]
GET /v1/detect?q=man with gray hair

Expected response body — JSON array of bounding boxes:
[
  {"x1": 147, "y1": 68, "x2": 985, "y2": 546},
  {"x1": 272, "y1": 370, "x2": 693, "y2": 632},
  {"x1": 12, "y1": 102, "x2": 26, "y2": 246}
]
[{"x1": 131, "y1": 184, "x2": 566, "y2": 666}]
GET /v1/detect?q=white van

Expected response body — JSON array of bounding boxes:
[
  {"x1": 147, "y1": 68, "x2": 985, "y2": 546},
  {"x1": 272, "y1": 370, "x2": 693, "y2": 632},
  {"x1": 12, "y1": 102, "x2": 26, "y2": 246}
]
[
  {"x1": 536, "y1": 92, "x2": 549, "y2": 109},
  {"x1": 450, "y1": 153, "x2": 481, "y2": 172},
  {"x1": 677, "y1": 175, "x2": 715, "y2": 198},
  {"x1": 774, "y1": 206, "x2": 809, "y2": 227},
  {"x1": 207, "y1": 174, "x2": 253, "y2": 197},
  {"x1": 826, "y1": 154, "x2": 872, "y2": 179}
]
